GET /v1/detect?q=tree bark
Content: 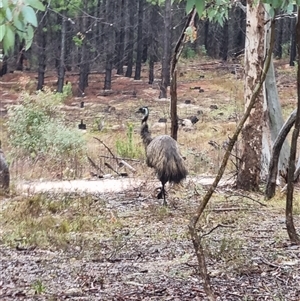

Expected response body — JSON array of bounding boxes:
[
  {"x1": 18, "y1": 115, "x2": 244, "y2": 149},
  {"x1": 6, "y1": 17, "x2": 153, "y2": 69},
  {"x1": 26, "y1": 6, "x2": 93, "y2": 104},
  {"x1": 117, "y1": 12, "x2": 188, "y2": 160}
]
[
  {"x1": 125, "y1": 0, "x2": 135, "y2": 78},
  {"x1": 104, "y1": 0, "x2": 114, "y2": 90},
  {"x1": 159, "y1": 0, "x2": 172, "y2": 98},
  {"x1": 148, "y1": 4, "x2": 159, "y2": 84},
  {"x1": 134, "y1": 0, "x2": 144, "y2": 80},
  {"x1": 116, "y1": 0, "x2": 125, "y2": 75},
  {"x1": 57, "y1": 13, "x2": 67, "y2": 93},
  {"x1": 37, "y1": 10, "x2": 47, "y2": 90},
  {"x1": 236, "y1": 0, "x2": 265, "y2": 191}
]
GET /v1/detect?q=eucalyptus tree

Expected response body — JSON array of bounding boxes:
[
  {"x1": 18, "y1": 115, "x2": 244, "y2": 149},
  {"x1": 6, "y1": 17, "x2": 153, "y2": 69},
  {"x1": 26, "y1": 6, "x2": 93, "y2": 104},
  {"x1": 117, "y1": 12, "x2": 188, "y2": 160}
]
[{"x1": 0, "y1": 0, "x2": 45, "y2": 54}]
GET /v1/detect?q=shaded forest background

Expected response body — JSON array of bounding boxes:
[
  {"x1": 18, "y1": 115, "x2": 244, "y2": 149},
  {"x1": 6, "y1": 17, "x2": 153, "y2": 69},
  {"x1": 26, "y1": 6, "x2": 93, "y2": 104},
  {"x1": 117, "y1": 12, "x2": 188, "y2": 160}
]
[{"x1": 0, "y1": 1, "x2": 297, "y2": 95}]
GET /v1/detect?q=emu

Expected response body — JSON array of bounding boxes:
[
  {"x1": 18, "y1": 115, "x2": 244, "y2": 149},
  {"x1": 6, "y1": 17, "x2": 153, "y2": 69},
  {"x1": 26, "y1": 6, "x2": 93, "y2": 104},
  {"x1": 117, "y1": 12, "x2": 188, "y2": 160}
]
[{"x1": 137, "y1": 107, "x2": 187, "y2": 205}]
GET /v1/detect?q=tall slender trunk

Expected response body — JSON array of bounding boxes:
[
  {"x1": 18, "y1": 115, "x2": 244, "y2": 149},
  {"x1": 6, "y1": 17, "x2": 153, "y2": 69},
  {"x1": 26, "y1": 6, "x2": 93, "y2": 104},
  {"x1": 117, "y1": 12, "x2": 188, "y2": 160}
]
[
  {"x1": 78, "y1": 1, "x2": 90, "y2": 97},
  {"x1": 104, "y1": 0, "x2": 114, "y2": 90},
  {"x1": 37, "y1": 10, "x2": 47, "y2": 90},
  {"x1": 134, "y1": 0, "x2": 144, "y2": 80},
  {"x1": 57, "y1": 13, "x2": 67, "y2": 93},
  {"x1": 159, "y1": 0, "x2": 172, "y2": 98},
  {"x1": 148, "y1": 4, "x2": 159, "y2": 84},
  {"x1": 236, "y1": 1, "x2": 265, "y2": 191},
  {"x1": 125, "y1": 0, "x2": 135, "y2": 78},
  {"x1": 116, "y1": 0, "x2": 125, "y2": 75}
]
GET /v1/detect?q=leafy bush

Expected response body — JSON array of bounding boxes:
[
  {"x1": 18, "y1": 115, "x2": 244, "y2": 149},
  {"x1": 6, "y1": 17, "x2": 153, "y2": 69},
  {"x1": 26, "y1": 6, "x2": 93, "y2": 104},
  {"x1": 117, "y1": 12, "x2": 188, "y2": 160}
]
[{"x1": 7, "y1": 91, "x2": 86, "y2": 163}]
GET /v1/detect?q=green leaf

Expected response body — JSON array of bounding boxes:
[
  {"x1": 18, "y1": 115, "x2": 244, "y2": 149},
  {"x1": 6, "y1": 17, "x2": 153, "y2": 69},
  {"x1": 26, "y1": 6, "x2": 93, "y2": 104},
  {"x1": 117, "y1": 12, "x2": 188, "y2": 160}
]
[
  {"x1": 0, "y1": 24, "x2": 5, "y2": 42},
  {"x1": 185, "y1": 0, "x2": 195, "y2": 14},
  {"x1": 24, "y1": 24, "x2": 34, "y2": 50},
  {"x1": 195, "y1": 0, "x2": 205, "y2": 17},
  {"x1": 26, "y1": 0, "x2": 45, "y2": 11},
  {"x1": 5, "y1": 6, "x2": 12, "y2": 21},
  {"x1": 3, "y1": 24, "x2": 15, "y2": 54},
  {"x1": 21, "y1": 5, "x2": 38, "y2": 27},
  {"x1": 13, "y1": 11, "x2": 24, "y2": 30}
]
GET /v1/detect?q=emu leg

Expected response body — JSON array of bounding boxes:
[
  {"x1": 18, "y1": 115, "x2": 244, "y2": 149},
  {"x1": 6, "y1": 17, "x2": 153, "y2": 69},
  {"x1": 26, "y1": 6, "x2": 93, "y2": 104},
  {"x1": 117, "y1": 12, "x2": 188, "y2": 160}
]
[
  {"x1": 161, "y1": 183, "x2": 167, "y2": 206},
  {"x1": 157, "y1": 183, "x2": 167, "y2": 206}
]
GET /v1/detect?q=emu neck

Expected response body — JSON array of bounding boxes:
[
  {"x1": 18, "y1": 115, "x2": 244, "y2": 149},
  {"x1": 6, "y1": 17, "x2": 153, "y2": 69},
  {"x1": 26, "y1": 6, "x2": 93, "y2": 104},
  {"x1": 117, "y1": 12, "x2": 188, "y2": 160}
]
[{"x1": 141, "y1": 122, "x2": 152, "y2": 147}]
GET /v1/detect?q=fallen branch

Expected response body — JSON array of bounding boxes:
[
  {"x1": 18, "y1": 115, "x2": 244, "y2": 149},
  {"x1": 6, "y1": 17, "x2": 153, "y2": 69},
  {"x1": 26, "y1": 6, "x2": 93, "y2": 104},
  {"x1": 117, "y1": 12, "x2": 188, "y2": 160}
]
[
  {"x1": 87, "y1": 156, "x2": 104, "y2": 176},
  {"x1": 93, "y1": 137, "x2": 119, "y2": 164},
  {"x1": 226, "y1": 193, "x2": 267, "y2": 207}
]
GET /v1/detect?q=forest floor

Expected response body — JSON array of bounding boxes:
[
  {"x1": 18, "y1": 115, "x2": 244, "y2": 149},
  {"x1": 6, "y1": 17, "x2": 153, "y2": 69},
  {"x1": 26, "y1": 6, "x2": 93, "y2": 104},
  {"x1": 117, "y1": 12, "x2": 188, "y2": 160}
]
[{"x1": 0, "y1": 58, "x2": 300, "y2": 300}]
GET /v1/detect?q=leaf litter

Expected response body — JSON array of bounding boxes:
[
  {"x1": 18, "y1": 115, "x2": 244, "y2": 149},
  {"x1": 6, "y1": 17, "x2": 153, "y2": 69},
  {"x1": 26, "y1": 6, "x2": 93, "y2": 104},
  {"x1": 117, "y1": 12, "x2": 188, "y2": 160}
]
[{"x1": 1, "y1": 179, "x2": 300, "y2": 301}]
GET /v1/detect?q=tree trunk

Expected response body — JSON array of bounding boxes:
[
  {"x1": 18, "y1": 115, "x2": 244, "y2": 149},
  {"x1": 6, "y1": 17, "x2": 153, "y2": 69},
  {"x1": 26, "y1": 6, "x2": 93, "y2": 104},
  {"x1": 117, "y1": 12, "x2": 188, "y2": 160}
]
[
  {"x1": 290, "y1": 15, "x2": 297, "y2": 66},
  {"x1": 274, "y1": 16, "x2": 283, "y2": 59},
  {"x1": 104, "y1": 0, "x2": 114, "y2": 90},
  {"x1": 116, "y1": 0, "x2": 125, "y2": 75},
  {"x1": 125, "y1": 0, "x2": 135, "y2": 78},
  {"x1": 263, "y1": 16, "x2": 289, "y2": 180},
  {"x1": 219, "y1": 19, "x2": 228, "y2": 61},
  {"x1": 148, "y1": 4, "x2": 159, "y2": 84},
  {"x1": 236, "y1": 0, "x2": 265, "y2": 191},
  {"x1": 159, "y1": 0, "x2": 172, "y2": 99},
  {"x1": 134, "y1": 0, "x2": 144, "y2": 80},
  {"x1": 37, "y1": 10, "x2": 47, "y2": 90},
  {"x1": 0, "y1": 145, "x2": 9, "y2": 192},
  {"x1": 285, "y1": 6, "x2": 300, "y2": 245},
  {"x1": 78, "y1": 1, "x2": 90, "y2": 97},
  {"x1": 265, "y1": 109, "x2": 296, "y2": 199},
  {"x1": 57, "y1": 13, "x2": 67, "y2": 93}
]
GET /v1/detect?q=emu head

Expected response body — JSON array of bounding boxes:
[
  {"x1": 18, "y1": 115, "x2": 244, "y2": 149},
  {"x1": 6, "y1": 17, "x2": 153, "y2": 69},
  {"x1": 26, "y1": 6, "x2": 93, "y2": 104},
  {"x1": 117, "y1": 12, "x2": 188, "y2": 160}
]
[{"x1": 136, "y1": 107, "x2": 149, "y2": 124}]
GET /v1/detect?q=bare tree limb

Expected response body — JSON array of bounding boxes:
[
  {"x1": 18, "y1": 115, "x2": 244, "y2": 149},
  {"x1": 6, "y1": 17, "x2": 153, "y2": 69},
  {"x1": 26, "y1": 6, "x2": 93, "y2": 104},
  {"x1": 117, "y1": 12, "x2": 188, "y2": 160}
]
[
  {"x1": 265, "y1": 109, "x2": 296, "y2": 199},
  {"x1": 286, "y1": 6, "x2": 300, "y2": 245}
]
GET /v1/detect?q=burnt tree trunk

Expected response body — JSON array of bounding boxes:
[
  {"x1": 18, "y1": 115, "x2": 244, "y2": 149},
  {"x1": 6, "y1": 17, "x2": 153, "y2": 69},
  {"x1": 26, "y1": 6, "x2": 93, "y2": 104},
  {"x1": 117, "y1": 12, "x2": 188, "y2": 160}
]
[
  {"x1": 125, "y1": 0, "x2": 135, "y2": 78},
  {"x1": 78, "y1": 0, "x2": 90, "y2": 97},
  {"x1": 159, "y1": 0, "x2": 172, "y2": 99},
  {"x1": 116, "y1": 0, "x2": 125, "y2": 75},
  {"x1": 57, "y1": 13, "x2": 67, "y2": 93},
  {"x1": 134, "y1": 0, "x2": 144, "y2": 80},
  {"x1": 220, "y1": 19, "x2": 228, "y2": 61},
  {"x1": 290, "y1": 14, "x2": 297, "y2": 66},
  {"x1": 103, "y1": 0, "x2": 115, "y2": 90},
  {"x1": 148, "y1": 4, "x2": 159, "y2": 84},
  {"x1": 236, "y1": 1, "x2": 265, "y2": 191},
  {"x1": 37, "y1": 9, "x2": 47, "y2": 90}
]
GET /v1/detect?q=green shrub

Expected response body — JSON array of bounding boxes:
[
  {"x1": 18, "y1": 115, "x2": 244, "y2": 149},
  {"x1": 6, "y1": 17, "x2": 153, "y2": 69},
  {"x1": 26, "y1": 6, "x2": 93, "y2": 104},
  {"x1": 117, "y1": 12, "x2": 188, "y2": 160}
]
[
  {"x1": 182, "y1": 46, "x2": 197, "y2": 59},
  {"x1": 7, "y1": 91, "x2": 86, "y2": 162}
]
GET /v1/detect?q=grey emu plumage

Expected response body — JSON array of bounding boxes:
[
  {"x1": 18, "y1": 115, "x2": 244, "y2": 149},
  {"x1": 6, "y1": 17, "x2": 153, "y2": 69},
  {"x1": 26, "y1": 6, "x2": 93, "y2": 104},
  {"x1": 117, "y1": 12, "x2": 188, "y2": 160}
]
[{"x1": 137, "y1": 107, "x2": 187, "y2": 205}]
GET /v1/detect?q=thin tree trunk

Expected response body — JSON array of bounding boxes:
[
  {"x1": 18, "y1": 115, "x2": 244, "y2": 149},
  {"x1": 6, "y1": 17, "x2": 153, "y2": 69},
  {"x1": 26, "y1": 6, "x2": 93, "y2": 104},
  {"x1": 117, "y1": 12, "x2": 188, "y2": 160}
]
[
  {"x1": 159, "y1": 0, "x2": 172, "y2": 98},
  {"x1": 116, "y1": 0, "x2": 125, "y2": 75},
  {"x1": 236, "y1": 1, "x2": 265, "y2": 191},
  {"x1": 77, "y1": 4, "x2": 90, "y2": 97},
  {"x1": 286, "y1": 6, "x2": 300, "y2": 244},
  {"x1": 148, "y1": 4, "x2": 159, "y2": 84},
  {"x1": 57, "y1": 13, "x2": 67, "y2": 93},
  {"x1": 134, "y1": 0, "x2": 144, "y2": 80},
  {"x1": 104, "y1": 0, "x2": 114, "y2": 90},
  {"x1": 290, "y1": 13, "x2": 297, "y2": 66},
  {"x1": 125, "y1": 0, "x2": 135, "y2": 78},
  {"x1": 37, "y1": 10, "x2": 47, "y2": 90},
  {"x1": 265, "y1": 109, "x2": 296, "y2": 199},
  {"x1": 220, "y1": 19, "x2": 228, "y2": 61}
]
